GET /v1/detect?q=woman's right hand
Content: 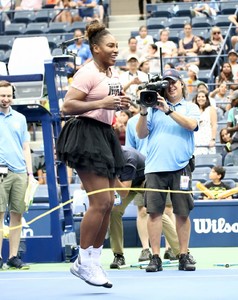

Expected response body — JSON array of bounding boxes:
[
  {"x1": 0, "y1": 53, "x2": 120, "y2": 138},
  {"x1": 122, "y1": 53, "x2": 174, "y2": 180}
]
[{"x1": 101, "y1": 95, "x2": 131, "y2": 111}]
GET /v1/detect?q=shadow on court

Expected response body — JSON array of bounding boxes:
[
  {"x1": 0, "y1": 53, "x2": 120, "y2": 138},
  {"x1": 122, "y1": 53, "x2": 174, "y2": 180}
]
[{"x1": 0, "y1": 268, "x2": 237, "y2": 299}]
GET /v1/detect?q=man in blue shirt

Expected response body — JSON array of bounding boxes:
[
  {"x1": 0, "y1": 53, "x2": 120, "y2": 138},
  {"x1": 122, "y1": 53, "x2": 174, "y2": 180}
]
[
  {"x1": 136, "y1": 69, "x2": 200, "y2": 272},
  {"x1": 0, "y1": 80, "x2": 34, "y2": 270}
]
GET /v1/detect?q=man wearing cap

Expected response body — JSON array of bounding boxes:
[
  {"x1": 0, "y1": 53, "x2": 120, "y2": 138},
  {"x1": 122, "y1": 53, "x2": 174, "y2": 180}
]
[
  {"x1": 119, "y1": 55, "x2": 148, "y2": 103},
  {"x1": 227, "y1": 49, "x2": 238, "y2": 81},
  {"x1": 136, "y1": 69, "x2": 200, "y2": 272}
]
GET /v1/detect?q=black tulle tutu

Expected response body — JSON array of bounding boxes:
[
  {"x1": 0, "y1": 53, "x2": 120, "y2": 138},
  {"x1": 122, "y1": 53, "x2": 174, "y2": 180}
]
[{"x1": 56, "y1": 117, "x2": 125, "y2": 179}]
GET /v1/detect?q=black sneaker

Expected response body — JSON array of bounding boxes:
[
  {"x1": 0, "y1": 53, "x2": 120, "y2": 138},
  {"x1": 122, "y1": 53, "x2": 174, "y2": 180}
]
[
  {"x1": 6, "y1": 256, "x2": 30, "y2": 270},
  {"x1": 0, "y1": 257, "x2": 3, "y2": 269},
  {"x1": 138, "y1": 248, "x2": 152, "y2": 262},
  {"x1": 164, "y1": 248, "x2": 177, "y2": 261},
  {"x1": 187, "y1": 250, "x2": 196, "y2": 265},
  {"x1": 178, "y1": 254, "x2": 196, "y2": 271},
  {"x1": 146, "y1": 254, "x2": 163, "y2": 272},
  {"x1": 110, "y1": 254, "x2": 125, "y2": 269}
]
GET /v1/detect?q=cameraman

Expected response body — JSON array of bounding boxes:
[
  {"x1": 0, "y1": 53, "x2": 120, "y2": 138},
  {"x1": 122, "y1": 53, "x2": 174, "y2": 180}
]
[{"x1": 136, "y1": 69, "x2": 200, "y2": 272}]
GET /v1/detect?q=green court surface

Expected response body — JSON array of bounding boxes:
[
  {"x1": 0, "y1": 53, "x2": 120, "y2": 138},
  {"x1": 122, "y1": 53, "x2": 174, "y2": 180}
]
[{"x1": 13, "y1": 247, "x2": 238, "y2": 272}]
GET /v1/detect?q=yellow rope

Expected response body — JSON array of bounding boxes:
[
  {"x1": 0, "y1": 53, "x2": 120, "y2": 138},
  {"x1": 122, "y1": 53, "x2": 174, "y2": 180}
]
[{"x1": 1, "y1": 187, "x2": 198, "y2": 232}]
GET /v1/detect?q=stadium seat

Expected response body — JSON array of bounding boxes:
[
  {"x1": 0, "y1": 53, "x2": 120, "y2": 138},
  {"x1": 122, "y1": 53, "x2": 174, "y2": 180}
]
[
  {"x1": 214, "y1": 15, "x2": 231, "y2": 28},
  {"x1": 224, "y1": 166, "x2": 238, "y2": 182},
  {"x1": 24, "y1": 22, "x2": 48, "y2": 35},
  {"x1": 47, "y1": 35, "x2": 62, "y2": 50},
  {"x1": 4, "y1": 23, "x2": 26, "y2": 35},
  {"x1": 0, "y1": 36, "x2": 14, "y2": 51},
  {"x1": 12, "y1": 10, "x2": 35, "y2": 24},
  {"x1": 192, "y1": 167, "x2": 212, "y2": 183},
  {"x1": 46, "y1": 22, "x2": 69, "y2": 34},
  {"x1": 0, "y1": 50, "x2": 6, "y2": 62},
  {"x1": 150, "y1": 4, "x2": 173, "y2": 18},
  {"x1": 68, "y1": 21, "x2": 87, "y2": 33},
  {"x1": 146, "y1": 4, "x2": 159, "y2": 14},
  {"x1": 147, "y1": 17, "x2": 168, "y2": 30},
  {"x1": 191, "y1": 17, "x2": 212, "y2": 29},
  {"x1": 192, "y1": 180, "x2": 202, "y2": 200},
  {"x1": 194, "y1": 154, "x2": 223, "y2": 168},
  {"x1": 220, "y1": 2, "x2": 237, "y2": 15},
  {"x1": 175, "y1": 3, "x2": 193, "y2": 18},
  {"x1": 51, "y1": 48, "x2": 63, "y2": 56},
  {"x1": 168, "y1": 16, "x2": 191, "y2": 29},
  {"x1": 34, "y1": 9, "x2": 56, "y2": 23},
  {"x1": 198, "y1": 69, "x2": 214, "y2": 83}
]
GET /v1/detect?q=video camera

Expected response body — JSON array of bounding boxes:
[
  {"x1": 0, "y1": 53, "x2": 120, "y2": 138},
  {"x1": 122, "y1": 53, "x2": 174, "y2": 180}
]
[{"x1": 137, "y1": 75, "x2": 169, "y2": 107}]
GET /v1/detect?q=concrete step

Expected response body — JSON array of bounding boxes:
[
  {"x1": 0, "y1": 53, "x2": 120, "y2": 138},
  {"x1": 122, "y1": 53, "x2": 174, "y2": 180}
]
[
  {"x1": 110, "y1": 0, "x2": 139, "y2": 15},
  {"x1": 109, "y1": 19, "x2": 144, "y2": 29},
  {"x1": 109, "y1": 14, "x2": 143, "y2": 22}
]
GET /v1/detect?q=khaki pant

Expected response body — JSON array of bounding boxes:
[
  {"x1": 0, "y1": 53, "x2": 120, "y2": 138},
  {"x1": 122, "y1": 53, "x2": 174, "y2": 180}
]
[{"x1": 109, "y1": 191, "x2": 180, "y2": 256}]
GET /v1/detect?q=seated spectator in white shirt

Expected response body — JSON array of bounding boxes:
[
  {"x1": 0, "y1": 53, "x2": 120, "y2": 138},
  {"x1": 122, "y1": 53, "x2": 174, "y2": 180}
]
[
  {"x1": 119, "y1": 55, "x2": 148, "y2": 104},
  {"x1": 155, "y1": 29, "x2": 178, "y2": 65},
  {"x1": 135, "y1": 25, "x2": 154, "y2": 52}
]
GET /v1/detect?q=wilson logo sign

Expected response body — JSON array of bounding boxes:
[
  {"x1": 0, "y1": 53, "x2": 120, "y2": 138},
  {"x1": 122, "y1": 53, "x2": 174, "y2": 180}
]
[{"x1": 193, "y1": 218, "x2": 238, "y2": 234}]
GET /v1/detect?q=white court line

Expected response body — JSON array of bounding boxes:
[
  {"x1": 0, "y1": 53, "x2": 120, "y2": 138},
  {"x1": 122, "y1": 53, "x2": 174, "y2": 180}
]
[{"x1": 1, "y1": 272, "x2": 238, "y2": 282}]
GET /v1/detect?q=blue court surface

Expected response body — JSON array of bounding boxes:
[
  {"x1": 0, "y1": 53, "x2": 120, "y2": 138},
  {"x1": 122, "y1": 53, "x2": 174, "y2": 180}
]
[{"x1": 1, "y1": 268, "x2": 238, "y2": 300}]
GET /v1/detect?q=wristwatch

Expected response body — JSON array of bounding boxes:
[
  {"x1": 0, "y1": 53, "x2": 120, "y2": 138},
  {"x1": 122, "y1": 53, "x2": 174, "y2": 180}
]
[{"x1": 165, "y1": 106, "x2": 174, "y2": 115}]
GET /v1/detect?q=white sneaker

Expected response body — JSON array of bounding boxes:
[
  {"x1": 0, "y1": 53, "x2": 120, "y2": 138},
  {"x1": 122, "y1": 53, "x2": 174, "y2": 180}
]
[{"x1": 70, "y1": 257, "x2": 113, "y2": 288}]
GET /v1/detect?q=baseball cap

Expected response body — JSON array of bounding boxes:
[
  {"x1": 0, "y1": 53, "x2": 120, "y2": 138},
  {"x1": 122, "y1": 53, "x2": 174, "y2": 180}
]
[
  {"x1": 127, "y1": 54, "x2": 139, "y2": 62},
  {"x1": 162, "y1": 69, "x2": 182, "y2": 81},
  {"x1": 228, "y1": 49, "x2": 238, "y2": 57},
  {"x1": 230, "y1": 90, "x2": 238, "y2": 101},
  {"x1": 188, "y1": 64, "x2": 199, "y2": 77}
]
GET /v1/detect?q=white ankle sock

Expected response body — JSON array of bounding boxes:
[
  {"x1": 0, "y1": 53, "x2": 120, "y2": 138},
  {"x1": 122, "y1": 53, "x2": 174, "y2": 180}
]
[
  {"x1": 92, "y1": 245, "x2": 103, "y2": 266},
  {"x1": 80, "y1": 246, "x2": 93, "y2": 266}
]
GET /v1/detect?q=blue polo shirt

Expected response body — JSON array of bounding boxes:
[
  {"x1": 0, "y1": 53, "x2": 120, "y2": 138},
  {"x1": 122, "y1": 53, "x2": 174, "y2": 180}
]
[
  {"x1": 125, "y1": 114, "x2": 148, "y2": 157},
  {"x1": 67, "y1": 43, "x2": 92, "y2": 66},
  {"x1": 0, "y1": 107, "x2": 30, "y2": 173},
  {"x1": 145, "y1": 98, "x2": 200, "y2": 173}
]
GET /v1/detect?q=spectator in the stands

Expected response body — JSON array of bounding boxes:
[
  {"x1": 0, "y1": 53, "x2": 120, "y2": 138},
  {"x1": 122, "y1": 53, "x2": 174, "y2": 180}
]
[
  {"x1": 155, "y1": 29, "x2": 178, "y2": 64},
  {"x1": 135, "y1": 25, "x2": 154, "y2": 52},
  {"x1": 194, "y1": 36, "x2": 217, "y2": 70},
  {"x1": 15, "y1": 0, "x2": 42, "y2": 10},
  {"x1": 118, "y1": 37, "x2": 143, "y2": 71},
  {"x1": 178, "y1": 23, "x2": 198, "y2": 67},
  {"x1": 220, "y1": 127, "x2": 238, "y2": 166},
  {"x1": 138, "y1": 57, "x2": 150, "y2": 75},
  {"x1": 209, "y1": 26, "x2": 227, "y2": 54},
  {"x1": 141, "y1": 43, "x2": 160, "y2": 74},
  {"x1": 184, "y1": 64, "x2": 201, "y2": 100},
  {"x1": 74, "y1": 0, "x2": 97, "y2": 22},
  {"x1": 113, "y1": 110, "x2": 132, "y2": 145},
  {"x1": 227, "y1": 49, "x2": 238, "y2": 81},
  {"x1": 0, "y1": 0, "x2": 12, "y2": 25},
  {"x1": 191, "y1": 0, "x2": 219, "y2": 18},
  {"x1": 193, "y1": 90, "x2": 217, "y2": 155},
  {"x1": 209, "y1": 82, "x2": 231, "y2": 120},
  {"x1": 66, "y1": 29, "x2": 92, "y2": 77},
  {"x1": 119, "y1": 55, "x2": 148, "y2": 103},
  {"x1": 215, "y1": 62, "x2": 238, "y2": 91},
  {"x1": 54, "y1": 0, "x2": 77, "y2": 23}
]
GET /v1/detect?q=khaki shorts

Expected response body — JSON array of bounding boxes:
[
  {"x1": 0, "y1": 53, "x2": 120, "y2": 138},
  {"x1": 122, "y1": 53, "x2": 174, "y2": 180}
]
[{"x1": 0, "y1": 171, "x2": 28, "y2": 214}]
